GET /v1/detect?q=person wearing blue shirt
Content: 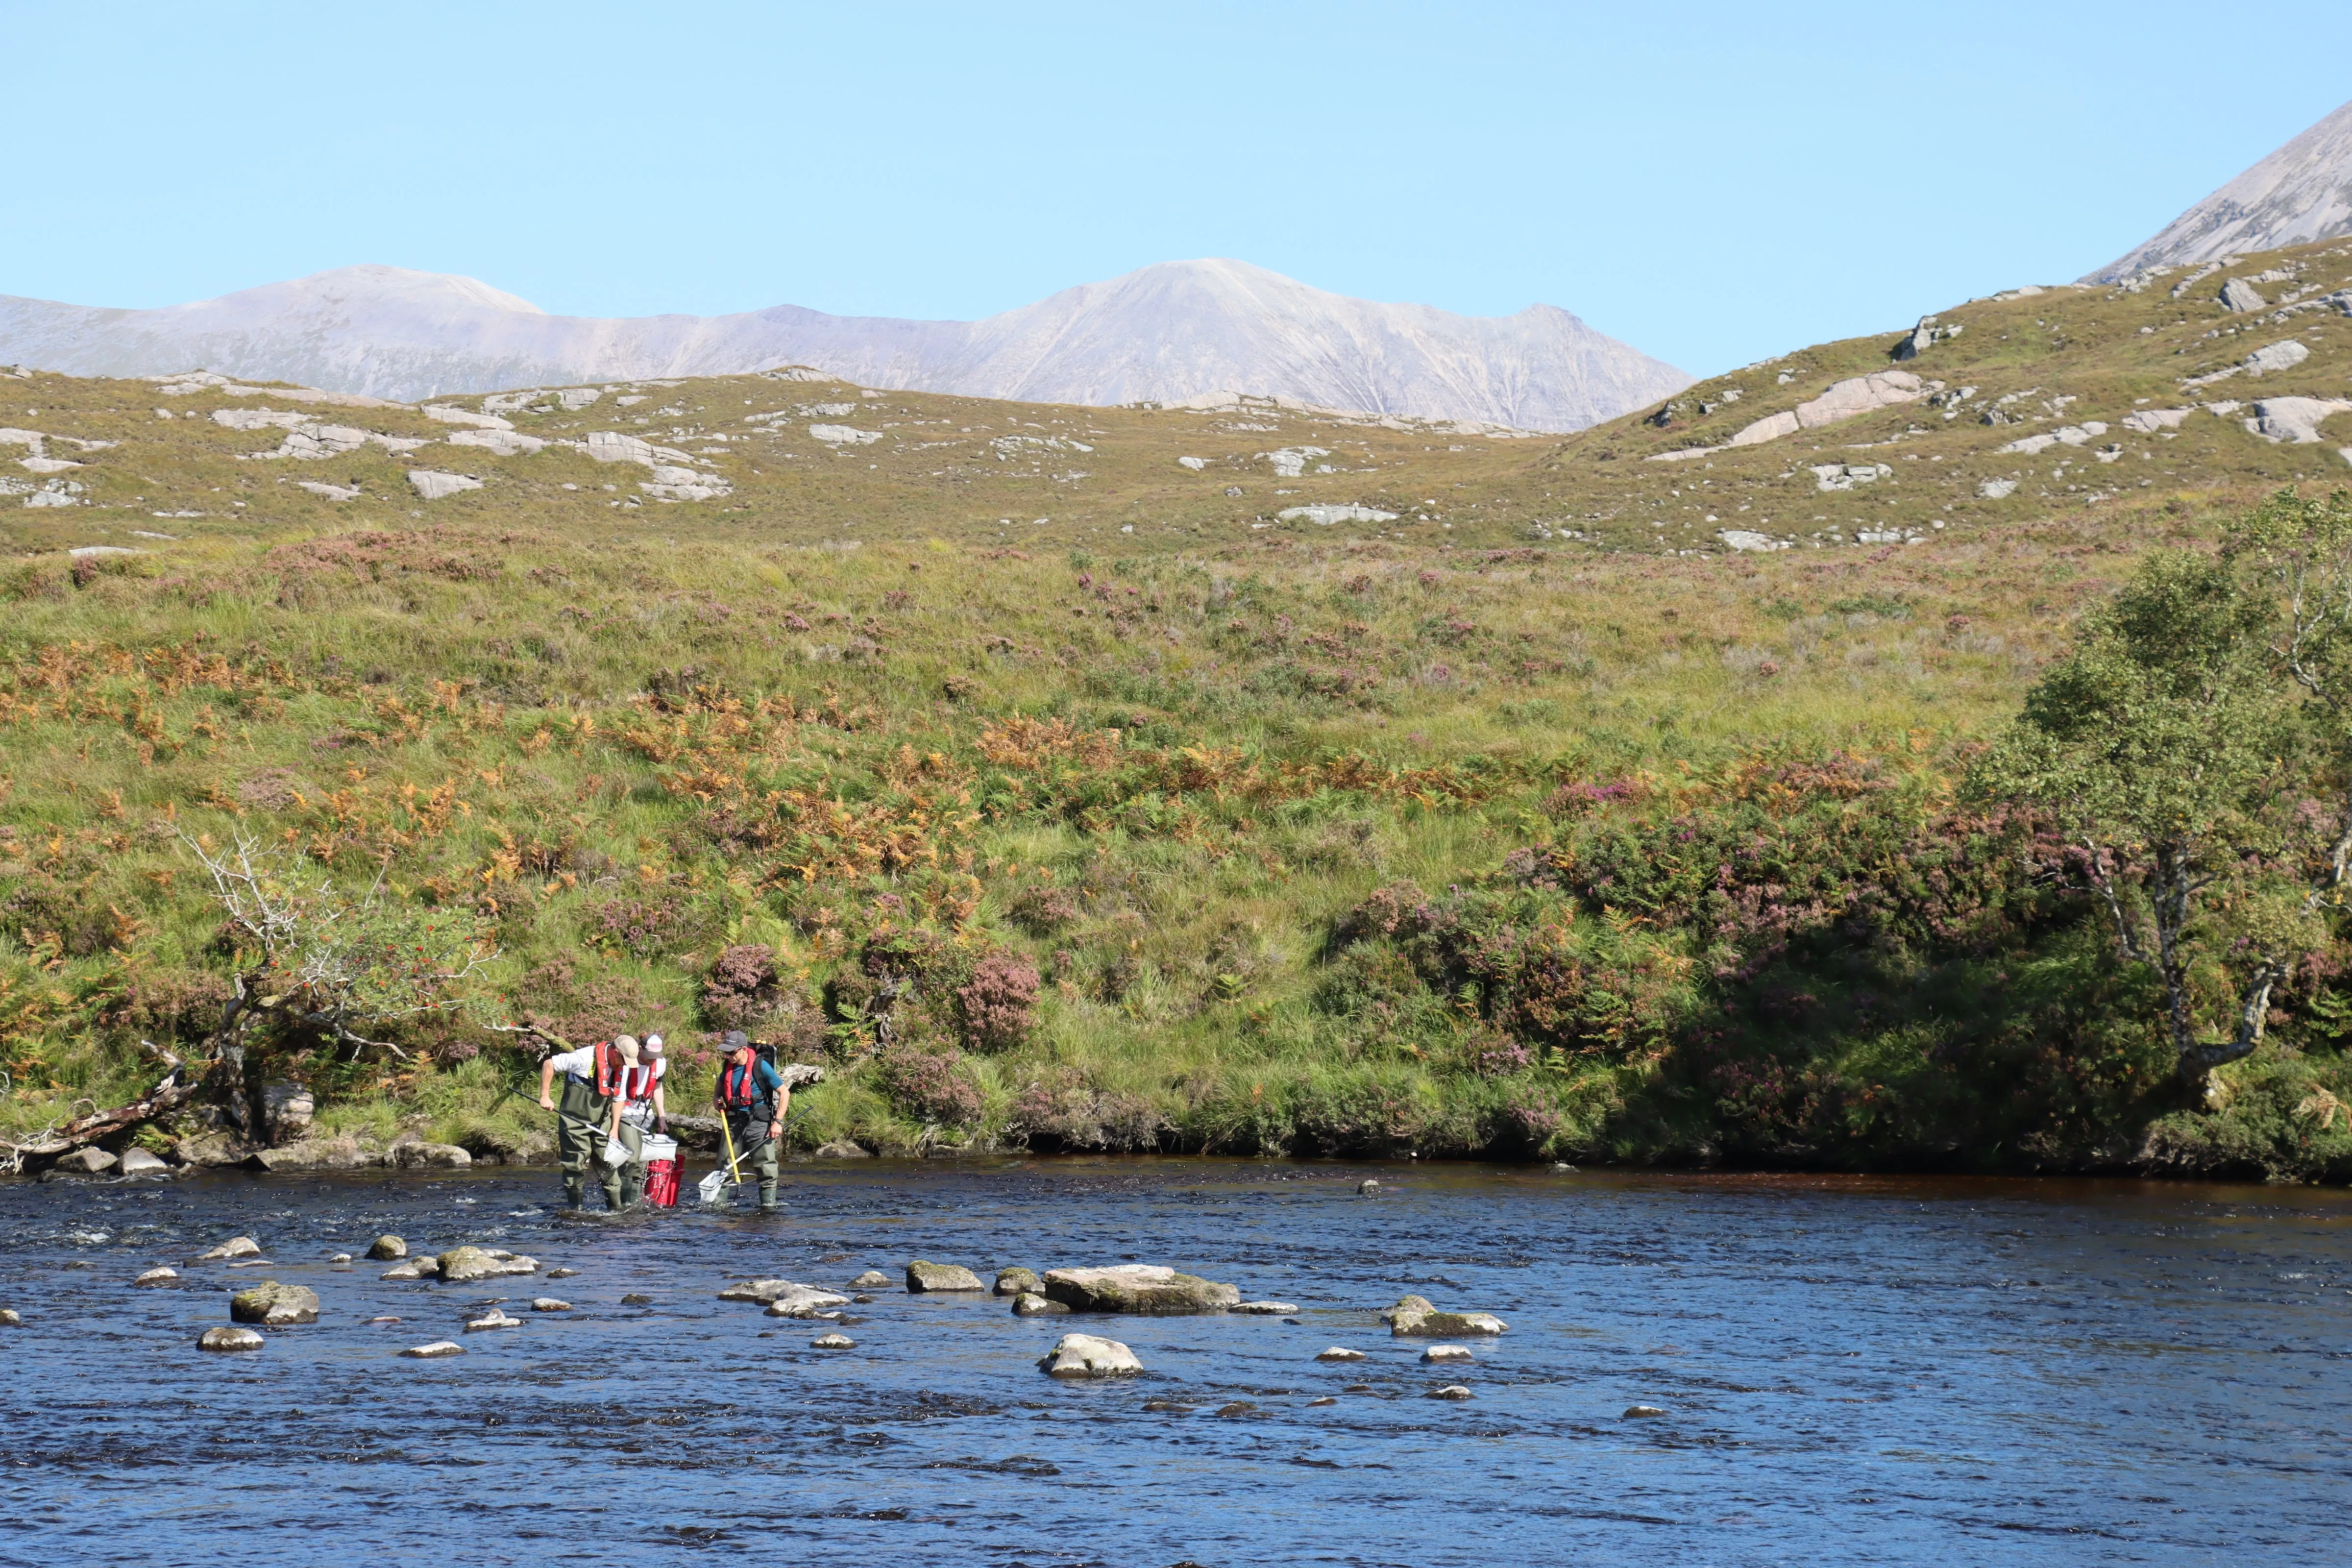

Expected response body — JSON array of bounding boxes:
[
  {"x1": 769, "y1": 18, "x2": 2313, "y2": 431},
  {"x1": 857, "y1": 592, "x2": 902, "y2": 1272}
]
[{"x1": 711, "y1": 1030, "x2": 790, "y2": 1211}]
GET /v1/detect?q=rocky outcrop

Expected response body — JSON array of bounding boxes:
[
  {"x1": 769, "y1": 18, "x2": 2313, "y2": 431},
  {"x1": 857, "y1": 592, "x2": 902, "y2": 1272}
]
[
  {"x1": 2090, "y1": 100, "x2": 2352, "y2": 279},
  {"x1": 1037, "y1": 1332, "x2": 1143, "y2": 1378},
  {"x1": 229, "y1": 1281, "x2": 320, "y2": 1326},
  {"x1": 718, "y1": 1279, "x2": 850, "y2": 1315},
  {"x1": 1382, "y1": 1295, "x2": 1507, "y2": 1337},
  {"x1": 407, "y1": 470, "x2": 482, "y2": 501},
  {"x1": 2250, "y1": 396, "x2": 2352, "y2": 443},
  {"x1": 1276, "y1": 504, "x2": 1398, "y2": 527},
  {"x1": 200, "y1": 1326, "x2": 265, "y2": 1352},
  {"x1": 1041, "y1": 1265, "x2": 1240, "y2": 1314},
  {"x1": 905, "y1": 1260, "x2": 986, "y2": 1293},
  {"x1": 994, "y1": 1267, "x2": 1040, "y2": 1297},
  {"x1": 436, "y1": 1247, "x2": 536, "y2": 1283},
  {"x1": 2221, "y1": 278, "x2": 2270, "y2": 313}
]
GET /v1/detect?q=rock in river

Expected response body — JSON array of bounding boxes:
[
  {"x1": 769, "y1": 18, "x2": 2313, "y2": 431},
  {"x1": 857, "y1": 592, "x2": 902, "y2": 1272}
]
[
  {"x1": 119, "y1": 1148, "x2": 169, "y2": 1176},
  {"x1": 1427, "y1": 1384, "x2": 1474, "y2": 1400},
  {"x1": 1421, "y1": 1344, "x2": 1475, "y2": 1364},
  {"x1": 61, "y1": 1147, "x2": 117, "y2": 1174},
  {"x1": 1624, "y1": 1404, "x2": 1666, "y2": 1419},
  {"x1": 906, "y1": 1260, "x2": 986, "y2": 1293},
  {"x1": 531, "y1": 1298, "x2": 571, "y2": 1312},
  {"x1": 437, "y1": 1247, "x2": 537, "y2": 1283},
  {"x1": 0, "y1": 1309, "x2": 19, "y2": 1327},
  {"x1": 1314, "y1": 1346, "x2": 1366, "y2": 1362},
  {"x1": 995, "y1": 1266, "x2": 1040, "y2": 1296},
  {"x1": 465, "y1": 1310, "x2": 522, "y2": 1332},
  {"x1": 1011, "y1": 1292, "x2": 1071, "y2": 1317},
  {"x1": 367, "y1": 1235, "x2": 407, "y2": 1260},
  {"x1": 1382, "y1": 1294, "x2": 1507, "y2": 1337},
  {"x1": 402, "y1": 1341, "x2": 465, "y2": 1358},
  {"x1": 133, "y1": 1267, "x2": 178, "y2": 1288},
  {"x1": 380, "y1": 1259, "x2": 439, "y2": 1281},
  {"x1": 1042, "y1": 1265, "x2": 1240, "y2": 1314},
  {"x1": 200, "y1": 1326, "x2": 265, "y2": 1352},
  {"x1": 811, "y1": 1332, "x2": 856, "y2": 1349},
  {"x1": 849, "y1": 1270, "x2": 892, "y2": 1289},
  {"x1": 198, "y1": 1236, "x2": 262, "y2": 1261},
  {"x1": 1230, "y1": 1300, "x2": 1297, "y2": 1315},
  {"x1": 1038, "y1": 1332, "x2": 1143, "y2": 1378},
  {"x1": 719, "y1": 1279, "x2": 849, "y2": 1315},
  {"x1": 229, "y1": 1281, "x2": 320, "y2": 1326}
]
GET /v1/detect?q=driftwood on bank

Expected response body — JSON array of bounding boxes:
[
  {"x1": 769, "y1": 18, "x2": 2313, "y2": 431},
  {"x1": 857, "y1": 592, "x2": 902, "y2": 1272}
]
[{"x1": 1, "y1": 1071, "x2": 199, "y2": 1170}]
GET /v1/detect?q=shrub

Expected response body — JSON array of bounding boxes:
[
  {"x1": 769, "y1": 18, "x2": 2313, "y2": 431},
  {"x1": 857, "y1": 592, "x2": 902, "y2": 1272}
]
[
  {"x1": 956, "y1": 952, "x2": 1040, "y2": 1052},
  {"x1": 876, "y1": 1043, "x2": 983, "y2": 1127},
  {"x1": 1006, "y1": 1071, "x2": 1165, "y2": 1152}
]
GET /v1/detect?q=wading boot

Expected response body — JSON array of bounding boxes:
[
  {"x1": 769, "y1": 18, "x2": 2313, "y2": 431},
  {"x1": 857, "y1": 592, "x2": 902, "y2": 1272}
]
[{"x1": 563, "y1": 1179, "x2": 585, "y2": 1210}]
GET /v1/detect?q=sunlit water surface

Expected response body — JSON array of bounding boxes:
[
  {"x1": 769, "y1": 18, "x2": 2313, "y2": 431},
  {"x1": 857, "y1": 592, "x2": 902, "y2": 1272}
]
[{"x1": 4, "y1": 1160, "x2": 2350, "y2": 1566}]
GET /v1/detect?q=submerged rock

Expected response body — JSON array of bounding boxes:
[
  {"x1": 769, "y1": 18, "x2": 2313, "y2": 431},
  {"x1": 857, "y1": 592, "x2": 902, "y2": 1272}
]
[
  {"x1": 133, "y1": 1267, "x2": 178, "y2": 1288},
  {"x1": 906, "y1": 1260, "x2": 986, "y2": 1293},
  {"x1": 1358, "y1": 1178, "x2": 1380, "y2": 1195},
  {"x1": 0, "y1": 1309, "x2": 18, "y2": 1327},
  {"x1": 402, "y1": 1341, "x2": 465, "y2": 1358},
  {"x1": 1042, "y1": 1265, "x2": 1240, "y2": 1314},
  {"x1": 198, "y1": 1236, "x2": 262, "y2": 1261},
  {"x1": 994, "y1": 1266, "x2": 1041, "y2": 1297},
  {"x1": 379, "y1": 1260, "x2": 436, "y2": 1281},
  {"x1": 200, "y1": 1326, "x2": 264, "y2": 1352},
  {"x1": 1624, "y1": 1404, "x2": 1666, "y2": 1419},
  {"x1": 1011, "y1": 1292, "x2": 1071, "y2": 1317},
  {"x1": 367, "y1": 1235, "x2": 407, "y2": 1260},
  {"x1": 1038, "y1": 1332, "x2": 1143, "y2": 1378},
  {"x1": 229, "y1": 1281, "x2": 319, "y2": 1326},
  {"x1": 720, "y1": 1279, "x2": 850, "y2": 1316},
  {"x1": 1428, "y1": 1384, "x2": 1474, "y2": 1400},
  {"x1": 1230, "y1": 1300, "x2": 1297, "y2": 1315},
  {"x1": 1314, "y1": 1346, "x2": 1366, "y2": 1362},
  {"x1": 810, "y1": 1332, "x2": 856, "y2": 1349},
  {"x1": 546, "y1": 1267, "x2": 580, "y2": 1280},
  {"x1": 1382, "y1": 1294, "x2": 1507, "y2": 1337}
]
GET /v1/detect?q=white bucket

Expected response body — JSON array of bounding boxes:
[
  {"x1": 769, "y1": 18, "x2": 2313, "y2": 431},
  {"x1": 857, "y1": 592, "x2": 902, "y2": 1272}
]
[
  {"x1": 600, "y1": 1137, "x2": 631, "y2": 1167},
  {"x1": 638, "y1": 1134, "x2": 678, "y2": 1162}
]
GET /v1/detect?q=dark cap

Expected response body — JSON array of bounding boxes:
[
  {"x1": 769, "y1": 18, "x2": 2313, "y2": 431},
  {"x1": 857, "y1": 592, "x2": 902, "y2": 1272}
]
[{"x1": 722, "y1": 1030, "x2": 752, "y2": 1053}]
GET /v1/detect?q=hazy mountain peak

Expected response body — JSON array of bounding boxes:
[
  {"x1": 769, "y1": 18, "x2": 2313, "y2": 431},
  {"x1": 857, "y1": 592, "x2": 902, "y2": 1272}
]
[
  {"x1": 2090, "y1": 99, "x2": 2352, "y2": 280},
  {"x1": 0, "y1": 260, "x2": 1685, "y2": 431}
]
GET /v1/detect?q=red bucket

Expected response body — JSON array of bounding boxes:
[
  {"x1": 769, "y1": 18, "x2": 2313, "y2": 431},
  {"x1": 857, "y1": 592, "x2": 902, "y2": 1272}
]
[{"x1": 640, "y1": 1134, "x2": 679, "y2": 1208}]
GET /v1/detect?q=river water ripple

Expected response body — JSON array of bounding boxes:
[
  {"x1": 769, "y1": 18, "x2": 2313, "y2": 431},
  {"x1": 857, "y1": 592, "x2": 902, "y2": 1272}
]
[{"x1": 4, "y1": 1160, "x2": 2349, "y2": 1566}]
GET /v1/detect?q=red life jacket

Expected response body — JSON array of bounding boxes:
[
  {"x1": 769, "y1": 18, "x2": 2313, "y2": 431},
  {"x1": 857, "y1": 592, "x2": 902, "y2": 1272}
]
[
  {"x1": 592, "y1": 1040, "x2": 623, "y2": 1099},
  {"x1": 718, "y1": 1057, "x2": 768, "y2": 1109}
]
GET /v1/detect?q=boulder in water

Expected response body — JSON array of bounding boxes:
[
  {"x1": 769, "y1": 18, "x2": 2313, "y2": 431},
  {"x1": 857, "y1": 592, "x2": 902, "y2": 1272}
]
[
  {"x1": 810, "y1": 1332, "x2": 856, "y2": 1349},
  {"x1": 60, "y1": 1147, "x2": 117, "y2": 1174},
  {"x1": 0, "y1": 1309, "x2": 18, "y2": 1327},
  {"x1": 133, "y1": 1267, "x2": 178, "y2": 1288},
  {"x1": 1382, "y1": 1294, "x2": 1507, "y2": 1337},
  {"x1": 1042, "y1": 1265, "x2": 1239, "y2": 1314},
  {"x1": 719, "y1": 1279, "x2": 849, "y2": 1315},
  {"x1": 118, "y1": 1148, "x2": 169, "y2": 1176},
  {"x1": 1427, "y1": 1384, "x2": 1474, "y2": 1400},
  {"x1": 402, "y1": 1341, "x2": 465, "y2": 1358},
  {"x1": 465, "y1": 1310, "x2": 521, "y2": 1331},
  {"x1": 814, "y1": 1140, "x2": 871, "y2": 1159},
  {"x1": 849, "y1": 1270, "x2": 892, "y2": 1289},
  {"x1": 200, "y1": 1326, "x2": 265, "y2": 1352},
  {"x1": 531, "y1": 1298, "x2": 571, "y2": 1312},
  {"x1": 367, "y1": 1235, "x2": 407, "y2": 1260},
  {"x1": 1314, "y1": 1346, "x2": 1366, "y2": 1362},
  {"x1": 229, "y1": 1281, "x2": 319, "y2": 1326},
  {"x1": 1230, "y1": 1300, "x2": 1297, "y2": 1315},
  {"x1": 197, "y1": 1236, "x2": 262, "y2": 1261},
  {"x1": 906, "y1": 1260, "x2": 985, "y2": 1293},
  {"x1": 1421, "y1": 1344, "x2": 1475, "y2": 1364},
  {"x1": 1624, "y1": 1404, "x2": 1667, "y2": 1419},
  {"x1": 994, "y1": 1266, "x2": 1040, "y2": 1296},
  {"x1": 546, "y1": 1267, "x2": 579, "y2": 1279},
  {"x1": 1038, "y1": 1332, "x2": 1143, "y2": 1378},
  {"x1": 437, "y1": 1247, "x2": 535, "y2": 1283},
  {"x1": 1011, "y1": 1292, "x2": 1071, "y2": 1317}
]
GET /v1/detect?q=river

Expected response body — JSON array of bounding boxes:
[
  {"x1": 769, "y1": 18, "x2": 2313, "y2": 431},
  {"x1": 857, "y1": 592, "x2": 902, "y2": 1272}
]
[{"x1": 4, "y1": 1159, "x2": 2349, "y2": 1566}]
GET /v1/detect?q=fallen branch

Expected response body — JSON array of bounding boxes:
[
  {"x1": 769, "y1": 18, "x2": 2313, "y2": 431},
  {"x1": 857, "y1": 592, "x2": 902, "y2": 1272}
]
[{"x1": 0, "y1": 1071, "x2": 199, "y2": 1170}]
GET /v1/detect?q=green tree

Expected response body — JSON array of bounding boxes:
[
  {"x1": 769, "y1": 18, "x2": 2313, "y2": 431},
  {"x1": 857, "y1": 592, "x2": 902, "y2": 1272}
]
[{"x1": 1976, "y1": 547, "x2": 2319, "y2": 1078}]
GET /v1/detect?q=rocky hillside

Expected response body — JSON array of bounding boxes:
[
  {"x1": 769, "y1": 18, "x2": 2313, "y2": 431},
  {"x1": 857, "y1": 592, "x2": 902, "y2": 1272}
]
[
  {"x1": 2092, "y1": 98, "x2": 2352, "y2": 279},
  {"x1": 0, "y1": 260, "x2": 1689, "y2": 435}
]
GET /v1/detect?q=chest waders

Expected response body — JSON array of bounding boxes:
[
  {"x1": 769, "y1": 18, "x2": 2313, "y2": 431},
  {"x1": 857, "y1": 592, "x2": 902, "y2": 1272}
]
[{"x1": 557, "y1": 1075, "x2": 617, "y2": 1209}]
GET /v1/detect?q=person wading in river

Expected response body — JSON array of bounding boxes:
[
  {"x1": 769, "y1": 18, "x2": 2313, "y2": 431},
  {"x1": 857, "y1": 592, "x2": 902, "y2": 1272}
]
[
  {"x1": 712, "y1": 1030, "x2": 790, "y2": 1212},
  {"x1": 603, "y1": 1033, "x2": 670, "y2": 1205},
  {"x1": 538, "y1": 1034, "x2": 637, "y2": 1210}
]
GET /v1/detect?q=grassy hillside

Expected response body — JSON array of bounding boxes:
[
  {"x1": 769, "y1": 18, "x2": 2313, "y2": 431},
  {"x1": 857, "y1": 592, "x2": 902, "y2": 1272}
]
[{"x1": 5, "y1": 242, "x2": 2352, "y2": 1180}]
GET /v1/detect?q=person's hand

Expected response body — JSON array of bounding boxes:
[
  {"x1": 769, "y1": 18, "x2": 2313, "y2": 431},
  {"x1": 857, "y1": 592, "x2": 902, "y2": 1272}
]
[
  {"x1": 539, "y1": 1093, "x2": 556, "y2": 1112},
  {"x1": 768, "y1": 1120, "x2": 782, "y2": 1139},
  {"x1": 655, "y1": 1115, "x2": 669, "y2": 1134}
]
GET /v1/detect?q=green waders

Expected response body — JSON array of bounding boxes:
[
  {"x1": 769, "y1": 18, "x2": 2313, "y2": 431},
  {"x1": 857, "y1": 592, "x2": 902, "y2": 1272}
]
[{"x1": 557, "y1": 1075, "x2": 618, "y2": 1209}]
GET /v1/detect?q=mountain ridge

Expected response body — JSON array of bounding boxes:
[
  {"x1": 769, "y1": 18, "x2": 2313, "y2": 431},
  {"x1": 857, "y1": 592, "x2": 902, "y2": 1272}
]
[
  {"x1": 0, "y1": 258, "x2": 1689, "y2": 433},
  {"x1": 2091, "y1": 98, "x2": 2352, "y2": 280}
]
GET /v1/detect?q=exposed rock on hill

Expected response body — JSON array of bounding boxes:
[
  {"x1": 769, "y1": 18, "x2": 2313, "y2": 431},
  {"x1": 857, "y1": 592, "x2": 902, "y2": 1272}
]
[
  {"x1": 2093, "y1": 99, "x2": 2352, "y2": 279},
  {"x1": 0, "y1": 259, "x2": 1688, "y2": 433}
]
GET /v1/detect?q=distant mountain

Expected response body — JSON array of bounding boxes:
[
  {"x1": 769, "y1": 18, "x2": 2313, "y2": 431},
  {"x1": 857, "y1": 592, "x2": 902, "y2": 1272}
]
[
  {"x1": 2090, "y1": 98, "x2": 2352, "y2": 280},
  {"x1": 0, "y1": 260, "x2": 1689, "y2": 433}
]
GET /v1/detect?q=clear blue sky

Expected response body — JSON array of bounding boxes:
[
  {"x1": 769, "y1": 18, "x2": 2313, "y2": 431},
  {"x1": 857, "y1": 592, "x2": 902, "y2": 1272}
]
[{"x1": 7, "y1": 2, "x2": 2349, "y2": 377}]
